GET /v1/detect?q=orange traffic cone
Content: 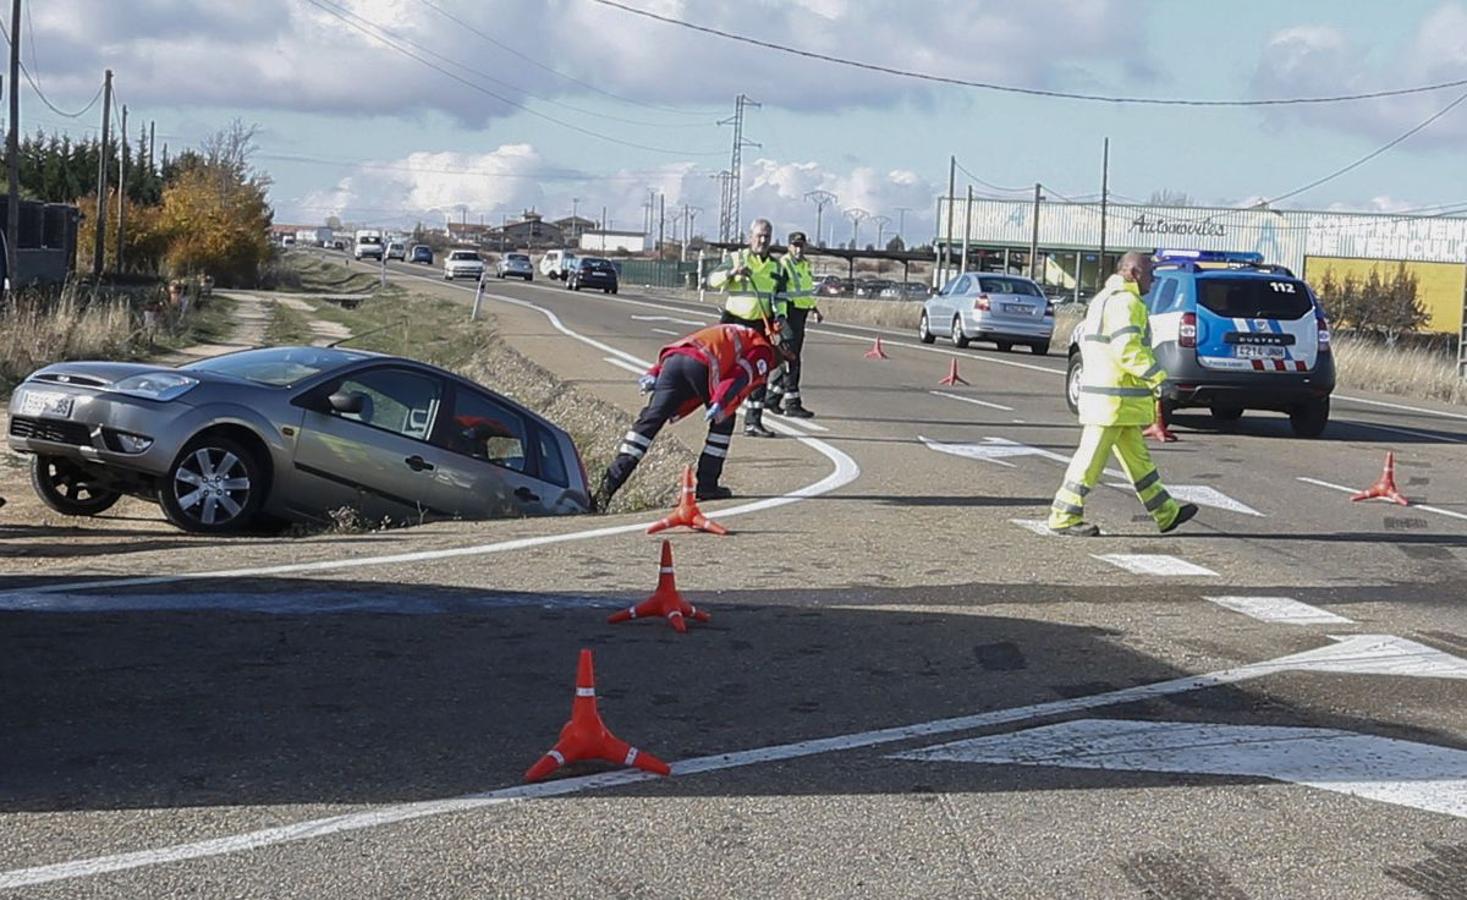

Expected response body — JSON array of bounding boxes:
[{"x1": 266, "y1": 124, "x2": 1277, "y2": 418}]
[
  {"x1": 1351, "y1": 451, "x2": 1410, "y2": 506},
  {"x1": 938, "y1": 358, "x2": 969, "y2": 386},
  {"x1": 647, "y1": 466, "x2": 728, "y2": 535},
  {"x1": 1143, "y1": 400, "x2": 1178, "y2": 443},
  {"x1": 608, "y1": 540, "x2": 712, "y2": 633},
  {"x1": 523, "y1": 649, "x2": 672, "y2": 783},
  {"x1": 865, "y1": 336, "x2": 889, "y2": 359}
]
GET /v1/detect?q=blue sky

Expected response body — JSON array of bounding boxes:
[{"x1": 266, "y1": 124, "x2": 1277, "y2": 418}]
[{"x1": 22, "y1": 1, "x2": 1467, "y2": 239}]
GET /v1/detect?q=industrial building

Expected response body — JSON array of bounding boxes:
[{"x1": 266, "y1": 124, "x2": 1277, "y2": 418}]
[{"x1": 937, "y1": 198, "x2": 1467, "y2": 335}]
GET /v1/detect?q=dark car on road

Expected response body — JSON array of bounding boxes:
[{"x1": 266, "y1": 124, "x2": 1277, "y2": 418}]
[
  {"x1": 7, "y1": 346, "x2": 593, "y2": 533},
  {"x1": 566, "y1": 256, "x2": 619, "y2": 294},
  {"x1": 410, "y1": 244, "x2": 434, "y2": 265}
]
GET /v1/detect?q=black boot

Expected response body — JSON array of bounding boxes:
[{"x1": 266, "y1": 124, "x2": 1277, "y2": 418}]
[
  {"x1": 744, "y1": 408, "x2": 775, "y2": 438},
  {"x1": 782, "y1": 399, "x2": 814, "y2": 418},
  {"x1": 696, "y1": 484, "x2": 734, "y2": 501}
]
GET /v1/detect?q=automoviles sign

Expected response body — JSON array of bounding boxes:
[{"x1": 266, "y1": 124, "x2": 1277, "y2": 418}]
[{"x1": 1129, "y1": 214, "x2": 1227, "y2": 239}]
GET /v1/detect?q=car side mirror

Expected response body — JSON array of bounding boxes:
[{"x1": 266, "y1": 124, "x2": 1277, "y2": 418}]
[{"x1": 328, "y1": 391, "x2": 364, "y2": 414}]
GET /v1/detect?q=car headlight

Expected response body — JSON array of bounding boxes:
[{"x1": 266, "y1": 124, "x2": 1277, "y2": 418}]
[{"x1": 111, "y1": 372, "x2": 200, "y2": 401}]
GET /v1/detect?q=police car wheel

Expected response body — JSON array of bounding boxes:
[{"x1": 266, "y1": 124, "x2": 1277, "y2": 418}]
[
  {"x1": 1065, "y1": 354, "x2": 1083, "y2": 415},
  {"x1": 1031, "y1": 341, "x2": 1050, "y2": 356},
  {"x1": 918, "y1": 312, "x2": 935, "y2": 344},
  {"x1": 1289, "y1": 397, "x2": 1330, "y2": 439},
  {"x1": 1210, "y1": 405, "x2": 1245, "y2": 423}
]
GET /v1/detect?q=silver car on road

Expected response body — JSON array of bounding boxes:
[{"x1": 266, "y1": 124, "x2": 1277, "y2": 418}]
[
  {"x1": 919, "y1": 272, "x2": 1055, "y2": 355},
  {"x1": 7, "y1": 346, "x2": 592, "y2": 533}
]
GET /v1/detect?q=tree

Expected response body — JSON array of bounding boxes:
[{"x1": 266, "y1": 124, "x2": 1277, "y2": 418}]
[
  {"x1": 886, "y1": 235, "x2": 906, "y2": 253},
  {"x1": 1148, "y1": 189, "x2": 1195, "y2": 207}
]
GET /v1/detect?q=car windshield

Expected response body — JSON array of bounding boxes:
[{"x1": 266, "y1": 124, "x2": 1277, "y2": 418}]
[
  {"x1": 978, "y1": 277, "x2": 1042, "y2": 296},
  {"x1": 359, "y1": 236, "x2": 381, "y2": 245},
  {"x1": 1198, "y1": 276, "x2": 1313, "y2": 319},
  {"x1": 508, "y1": 254, "x2": 529, "y2": 262},
  {"x1": 184, "y1": 346, "x2": 365, "y2": 387},
  {"x1": 450, "y1": 251, "x2": 480, "y2": 261}
]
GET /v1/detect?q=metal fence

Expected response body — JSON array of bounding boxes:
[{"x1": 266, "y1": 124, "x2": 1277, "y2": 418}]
[{"x1": 615, "y1": 259, "x2": 706, "y2": 290}]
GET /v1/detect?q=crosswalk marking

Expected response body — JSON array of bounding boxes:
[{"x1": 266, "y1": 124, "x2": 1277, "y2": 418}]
[
  {"x1": 1205, "y1": 595, "x2": 1353, "y2": 625},
  {"x1": 1093, "y1": 554, "x2": 1218, "y2": 577}
]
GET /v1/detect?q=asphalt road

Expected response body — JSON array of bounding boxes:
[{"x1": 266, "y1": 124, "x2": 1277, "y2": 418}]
[{"x1": 3, "y1": 253, "x2": 1466, "y2": 898}]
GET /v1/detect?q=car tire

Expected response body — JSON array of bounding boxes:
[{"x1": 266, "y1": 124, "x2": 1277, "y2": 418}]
[
  {"x1": 918, "y1": 312, "x2": 935, "y2": 344},
  {"x1": 159, "y1": 435, "x2": 266, "y2": 534},
  {"x1": 951, "y1": 316, "x2": 970, "y2": 349},
  {"x1": 1065, "y1": 353, "x2": 1083, "y2": 416},
  {"x1": 1031, "y1": 341, "x2": 1050, "y2": 356},
  {"x1": 611, "y1": 286, "x2": 618, "y2": 294},
  {"x1": 30, "y1": 455, "x2": 122, "y2": 517},
  {"x1": 996, "y1": 341, "x2": 1014, "y2": 353},
  {"x1": 497, "y1": 272, "x2": 505, "y2": 279},
  {"x1": 604, "y1": 287, "x2": 611, "y2": 294},
  {"x1": 1289, "y1": 397, "x2": 1330, "y2": 439},
  {"x1": 1210, "y1": 405, "x2": 1245, "y2": 423}
]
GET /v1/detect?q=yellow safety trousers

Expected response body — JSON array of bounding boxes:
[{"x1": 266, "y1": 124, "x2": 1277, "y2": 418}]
[{"x1": 1048, "y1": 424, "x2": 1183, "y2": 531}]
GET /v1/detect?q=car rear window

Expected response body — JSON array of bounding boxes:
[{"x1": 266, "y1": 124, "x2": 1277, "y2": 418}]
[
  {"x1": 450, "y1": 251, "x2": 480, "y2": 261},
  {"x1": 978, "y1": 278, "x2": 1042, "y2": 296},
  {"x1": 1198, "y1": 277, "x2": 1312, "y2": 320},
  {"x1": 583, "y1": 259, "x2": 613, "y2": 271}
]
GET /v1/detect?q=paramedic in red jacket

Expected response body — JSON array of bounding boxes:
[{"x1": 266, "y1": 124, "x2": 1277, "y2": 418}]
[{"x1": 595, "y1": 323, "x2": 782, "y2": 510}]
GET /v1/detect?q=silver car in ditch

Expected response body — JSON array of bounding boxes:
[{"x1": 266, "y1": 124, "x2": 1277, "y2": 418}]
[
  {"x1": 7, "y1": 346, "x2": 592, "y2": 533},
  {"x1": 919, "y1": 272, "x2": 1055, "y2": 355}
]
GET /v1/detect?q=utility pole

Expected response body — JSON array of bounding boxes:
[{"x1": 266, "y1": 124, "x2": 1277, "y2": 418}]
[
  {"x1": 658, "y1": 192, "x2": 665, "y2": 255},
  {"x1": 893, "y1": 206, "x2": 912, "y2": 243},
  {"x1": 845, "y1": 207, "x2": 869, "y2": 250},
  {"x1": 1098, "y1": 137, "x2": 1110, "y2": 285},
  {"x1": 92, "y1": 69, "x2": 113, "y2": 279},
  {"x1": 116, "y1": 104, "x2": 127, "y2": 273},
  {"x1": 1029, "y1": 183, "x2": 1044, "y2": 281},
  {"x1": 871, "y1": 215, "x2": 892, "y2": 251},
  {"x1": 803, "y1": 190, "x2": 837, "y2": 249},
  {"x1": 601, "y1": 205, "x2": 607, "y2": 230},
  {"x1": 959, "y1": 185, "x2": 973, "y2": 274},
  {"x1": 681, "y1": 204, "x2": 691, "y2": 262},
  {"x1": 943, "y1": 155, "x2": 956, "y2": 287},
  {"x1": 6, "y1": 0, "x2": 21, "y2": 289},
  {"x1": 148, "y1": 120, "x2": 156, "y2": 172},
  {"x1": 717, "y1": 94, "x2": 760, "y2": 242}
]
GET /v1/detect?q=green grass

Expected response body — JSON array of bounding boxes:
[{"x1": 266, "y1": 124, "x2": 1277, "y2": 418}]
[
  {"x1": 273, "y1": 251, "x2": 383, "y2": 294},
  {"x1": 264, "y1": 300, "x2": 318, "y2": 346}
]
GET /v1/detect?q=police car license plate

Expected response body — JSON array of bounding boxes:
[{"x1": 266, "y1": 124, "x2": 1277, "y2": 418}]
[
  {"x1": 19, "y1": 390, "x2": 74, "y2": 418},
  {"x1": 1235, "y1": 345, "x2": 1286, "y2": 360}
]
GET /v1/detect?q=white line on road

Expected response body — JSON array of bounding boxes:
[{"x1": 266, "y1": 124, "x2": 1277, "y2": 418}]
[
  {"x1": 1204, "y1": 595, "x2": 1354, "y2": 625},
  {"x1": 602, "y1": 357, "x2": 646, "y2": 375},
  {"x1": 930, "y1": 390, "x2": 1015, "y2": 412},
  {"x1": 5, "y1": 634, "x2": 1458, "y2": 889},
  {"x1": 1297, "y1": 477, "x2": 1467, "y2": 523},
  {"x1": 630, "y1": 314, "x2": 707, "y2": 327},
  {"x1": 1010, "y1": 518, "x2": 1058, "y2": 537},
  {"x1": 1093, "y1": 554, "x2": 1219, "y2": 577},
  {"x1": 1341, "y1": 419, "x2": 1467, "y2": 445},
  {"x1": 766, "y1": 413, "x2": 830, "y2": 433},
  {"x1": 1335, "y1": 393, "x2": 1467, "y2": 423},
  {"x1": 649, "y1": 328, "x2": 681, "y2": 336}
]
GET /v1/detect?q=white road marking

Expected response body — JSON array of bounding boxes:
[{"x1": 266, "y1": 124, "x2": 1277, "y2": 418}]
[
  {"x1": 892, "y1": 719, "x2": 1467, "y2": 820},
  {"x1": 0, "y1": 287, "x2": 862, "y2": 600},
  {"x1": 602, "y1": 357, "x2": 646, "y2": 375},
  {"x1": 1342, "y1": 419, "x2": 1467, "y2": 445},
  {"x1": 766, "y1": 413, "x2": 830, "y2": 433},
  {"x1": 1297, "y1": 476, "x2": 1467, "y2": 523},
  {"x1": 1107, "y1": 484, "x2": 1263, "y2": 518},
  {"x1": 649, "y1": 328, "x2": 681, "y2": 336},
  {"x1": 1010, "y1": 518, "x2": 1058, "y2": 537},
  {"x1": 630, "y1": 314, "x2": 707, "y2": 327},
  {"x1": 1204, "y1": 595, "x2": 1354, "y2": 625},
  {"x1": 1093, "y1": 554, "x2": 1219, "y2": 577},
  {"x1": 1335, "y1": 393, "x2": 1467, "y2": 423},
  {"x1": 6, "y1": 634, "x2": 1459, "y2": 889},
  {"x1": 930, "y1": 390, "x2": 1015, "y2": 412}
]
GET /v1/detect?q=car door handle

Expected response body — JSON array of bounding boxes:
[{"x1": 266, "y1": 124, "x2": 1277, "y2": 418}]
[
  {"x1": 514, "y1": 487, "x2": 539, "y2": 503},
  {"x1": 404, "y1": 455, "x2": 435, "y2": 472}
]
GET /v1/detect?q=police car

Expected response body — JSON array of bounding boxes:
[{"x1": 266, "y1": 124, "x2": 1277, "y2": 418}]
[{"x1": 1065, "y1": 250, "x2": 1336, "y2": 437}]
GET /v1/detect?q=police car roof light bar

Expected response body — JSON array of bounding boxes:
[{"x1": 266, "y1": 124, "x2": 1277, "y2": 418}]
[{"x1": 1153, "y1": 249, "x2": 1265, "y2": 265}]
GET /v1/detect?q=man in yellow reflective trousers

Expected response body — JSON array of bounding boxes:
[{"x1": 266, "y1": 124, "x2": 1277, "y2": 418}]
[{"x1": 1049, "y1": 251, "x2": 1199, "y2": 537}]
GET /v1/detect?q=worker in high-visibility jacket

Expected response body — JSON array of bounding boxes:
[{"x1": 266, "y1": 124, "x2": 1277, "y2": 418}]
[
  {"x1": 1048, "y1": 251, "x2": 1199, "y2": 537},
  {"x1": 706, "y1": 217, "x2": 787, "y2": 437},
  {"x1": 595, "y1": 323, "x2": 784, "y2": 511},
  {"x1": 767, "y1": 230, "x2": 824, "y2": 418}
]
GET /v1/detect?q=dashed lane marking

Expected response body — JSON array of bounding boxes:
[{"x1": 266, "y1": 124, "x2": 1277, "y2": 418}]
[
  {"x1": 1204, "y1": 595, "x2": 1354, "y2": 625},
  {"x1": 5, "y1": 634, "x2": 1460, "y2": 889},
  {"x1": 602, "y1": 357, "x2": 646, "y2": 375},
  {"x1": 630, "y1": 314, "x2": 707, "y2": 327},
  {"x1": 1093, "y1": 554, "x2": 1219, "y2": 577},
  {"x1": 649, "y1": 328, "x2": 681, "y2": 336},
  {"x1": 1298, "y1": 477, "x2": 1467, "y2": 523},
  {"x1": 930, "y1": 390, "x2": 1015, "y2": 412}
]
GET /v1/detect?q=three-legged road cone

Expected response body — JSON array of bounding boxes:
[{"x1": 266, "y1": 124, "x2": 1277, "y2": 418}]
[
  {"x1": 608, "y1": 540, "x2": 711, "y2": 633},
  {"x1": 523, "y1": 649, "x2": 672, "y2": 783},
  {"x1": 865, "y1": 336, "x2": 889, "y2": 360},
  {"x1": 1351, "y1": 451, "x2": 1410, "y2": 506},
  {"x1": 938, "y1": 358, "x2": 969, "y2": 386},
  {"x1": 647, "y1": 466, "x2": 728, "y2": 535},
  {"x1": 1143, "y1": 401, "x2": 1178, "y2": 443}
]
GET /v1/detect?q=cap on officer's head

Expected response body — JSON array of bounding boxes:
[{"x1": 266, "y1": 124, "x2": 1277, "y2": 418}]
[{"x1": 788, "y1": 231, "x2": 807, "y2": 245}]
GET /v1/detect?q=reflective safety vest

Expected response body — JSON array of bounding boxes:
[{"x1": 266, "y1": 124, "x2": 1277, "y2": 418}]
[
  {"x1": 709, "y1": 249, "x2": 785, "y2": 321},
  {"x1": 1076, "y1": 274, "x2": 1168, "y2": 427},
  {"x1": 657, "y1": 324, "x2": 777, "y2": 420},
  {"x1": 778, "y1": 255, "x2": 817, "y2": 310}
]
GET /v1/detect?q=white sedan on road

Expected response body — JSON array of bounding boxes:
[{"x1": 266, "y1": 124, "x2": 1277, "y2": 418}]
[{"x1": 443, "y1": 249, "x2": 485, "y2": 281}]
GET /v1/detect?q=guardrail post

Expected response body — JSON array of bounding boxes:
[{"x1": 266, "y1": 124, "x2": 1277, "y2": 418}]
[{"x1": 471, "y1": 273, "x2": 485, "y2": 321}]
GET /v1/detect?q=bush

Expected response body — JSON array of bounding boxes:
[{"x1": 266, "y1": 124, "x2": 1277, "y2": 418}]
[{"x1": 1314, "y1": 262, "x2": 1428, "y2": 340}]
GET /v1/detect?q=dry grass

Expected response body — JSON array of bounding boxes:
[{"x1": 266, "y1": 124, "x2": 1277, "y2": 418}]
[
  {"x1": 1332, "y1": 334, "x2": 1466, "y2": 406},
  {"x1": 0, "y1": 290, "x2": 135, "y2": 393}
]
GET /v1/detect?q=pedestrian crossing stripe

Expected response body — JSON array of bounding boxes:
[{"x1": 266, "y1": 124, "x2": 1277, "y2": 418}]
[{"x1": 1093, "y1": 554, "x2": 1219, "y2": 577}]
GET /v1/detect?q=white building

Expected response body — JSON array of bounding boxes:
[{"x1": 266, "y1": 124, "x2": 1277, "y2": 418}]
[{"x1": 579, "y1": 230, "x2": 648, "y2": 253}]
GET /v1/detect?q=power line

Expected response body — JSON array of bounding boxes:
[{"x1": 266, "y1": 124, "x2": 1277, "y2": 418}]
[
  {"x1": 301, "y1": 0, "x2": 723, "y2": 156},
  {"x1": 953, "y1": 159, "x2": 1030, "y2": 194},
  {"x1": 588, "y1": 0, "x2": 1467, "y2": 108},
  {"x1": 414, "y1": 0, "x2": 719, "y2": 119},
  {"x1": 18, "y1": 65, "x2": 104, "y2": 119}
]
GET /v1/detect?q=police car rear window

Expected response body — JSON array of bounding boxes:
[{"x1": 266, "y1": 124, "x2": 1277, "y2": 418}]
[{"x1": 1197, "y1": 278, "x2": 1312, "y2": 320}]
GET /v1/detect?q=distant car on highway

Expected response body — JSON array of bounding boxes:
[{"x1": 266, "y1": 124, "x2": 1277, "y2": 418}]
[
  {"x1": 920, "y1": 272, "x2": 1054, "y2": 355},
  {"x1": 409, "y1": 244, "x2": 433, "y2": 265},
  {"x1": 814, "y1": 275, "x2": 844, "y2": 297},
  {"x1": 386, "y1": 242, "x2": 406, "y2": 261},
  {"x1": 497, "y1": 252, "x2": 534, "y2": 280},
  {"x1": 879, "y1": 281, "x2": 927, "y2": 300},
  {"x1": 331, "y1": 239, "x2": 346, "y2": 251},
  {"x1": 443, "y1": 249, "x2": 484, "y2": 281},
  {"x1": 855, "y1": 279, "x2": 894, "y2": 299},
  {"x1": 566, "y1": 256, "x2": 619, "y2": 294},
  {"x1": 6, "y1": 346, "x2": 593, "y2": 533},
  {"x1": 353, "y1": 230, "x2": 384, "y2": 261},
  {"x1": 539, "y1": 249, "x2": 578, "y2": 280}
]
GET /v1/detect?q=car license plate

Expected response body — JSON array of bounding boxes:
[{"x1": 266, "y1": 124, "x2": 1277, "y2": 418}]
[
  {"x1": 1003, "y1": 303, "x2": 1029, "y2": 314},
  {"x1": 19, "y1": 390, "x2": 74, "y2": 418},
  {"x1": 1235, "y1": 344, "x2": 1286, "y2": 360}
]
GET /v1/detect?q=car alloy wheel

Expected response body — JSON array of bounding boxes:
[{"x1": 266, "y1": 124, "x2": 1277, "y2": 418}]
[
  {"x1": 1065, "y1": 354, "x2": 1083, "y2": 415},
  {"x1": 919, "y1": 312, "x2": 935, "y2": 344},
  {"x1": 162, "y1": 436, "x2": 263, "y2": 533},
  {"x1": 951, "y1": 316, "x2": 970, "y2": 348},
  {"x1": 30, "y1": 454, "x2": 122, "y2": 516}
]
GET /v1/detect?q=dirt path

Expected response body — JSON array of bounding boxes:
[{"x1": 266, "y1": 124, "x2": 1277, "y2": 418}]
[{"x1": 155, "y1": 293, "x2": 271, "y2": 366}]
